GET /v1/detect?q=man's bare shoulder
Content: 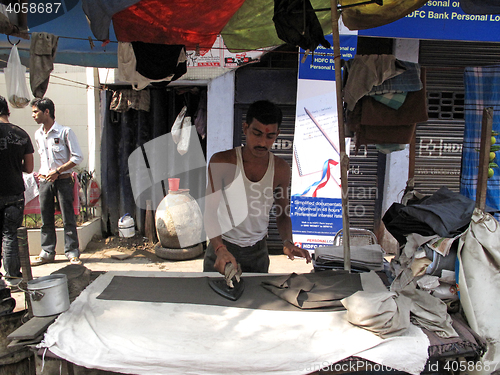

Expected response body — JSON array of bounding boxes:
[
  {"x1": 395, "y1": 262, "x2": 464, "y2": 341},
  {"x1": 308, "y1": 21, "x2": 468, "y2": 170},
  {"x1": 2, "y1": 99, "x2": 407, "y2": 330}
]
[
  {"x1": 273, "y1": 154, "x2": 291, "y2": 172},
  {"x1": 209, "y1": 149, "x2": 237, "y2": 165},
  {"x1": 273, "y1": 154, "x2": 291, "y2": 183}
]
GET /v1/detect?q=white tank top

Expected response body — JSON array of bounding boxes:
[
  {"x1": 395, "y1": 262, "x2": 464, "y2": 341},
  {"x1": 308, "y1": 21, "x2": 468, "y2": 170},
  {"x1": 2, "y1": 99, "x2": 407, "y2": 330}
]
[{"x1": 219, "y1": 147, "x2": 275, "y2": 247}]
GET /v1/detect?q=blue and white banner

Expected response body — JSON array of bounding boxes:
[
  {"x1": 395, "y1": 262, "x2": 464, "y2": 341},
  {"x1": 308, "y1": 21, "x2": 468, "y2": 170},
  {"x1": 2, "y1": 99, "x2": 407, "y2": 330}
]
[
  {"x1": 290, "y1": 34, "x2": 357, "y2": 251},
  {"x1": 359, "y1": 1, "x2": 500, "y2": 43}
]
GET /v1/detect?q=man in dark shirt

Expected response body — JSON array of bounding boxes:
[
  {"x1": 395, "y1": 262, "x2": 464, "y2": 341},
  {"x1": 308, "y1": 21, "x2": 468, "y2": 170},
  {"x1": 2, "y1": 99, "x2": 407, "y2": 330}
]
[{"x1": 0, "y1": 95, "x2": 34, "y2": 287}]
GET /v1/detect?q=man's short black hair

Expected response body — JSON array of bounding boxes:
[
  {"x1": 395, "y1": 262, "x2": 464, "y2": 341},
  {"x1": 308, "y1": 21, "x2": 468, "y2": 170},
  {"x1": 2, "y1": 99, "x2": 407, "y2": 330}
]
[
  {"x1": 246, "y1": 100, "x2": 283, "y2": 128},
  {"x1": 30, "y1": 97, "x2": 55, "y2": 119},
  {"x1": 0, "y1": 95, "x2": 10, "y2": 117}
]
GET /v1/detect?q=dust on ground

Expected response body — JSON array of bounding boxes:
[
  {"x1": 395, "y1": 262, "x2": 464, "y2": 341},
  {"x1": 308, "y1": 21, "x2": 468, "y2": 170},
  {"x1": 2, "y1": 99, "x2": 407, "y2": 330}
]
[{"x1": 84, "y1": 235, "x2": 169, "y2": 267}]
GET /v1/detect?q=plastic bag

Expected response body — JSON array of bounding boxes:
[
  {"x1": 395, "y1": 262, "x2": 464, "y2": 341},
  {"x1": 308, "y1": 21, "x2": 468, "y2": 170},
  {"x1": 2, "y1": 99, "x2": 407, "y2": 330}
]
[
  {"x1": 177, "y1": 117, "x2": 192, "y2": 155},
  {"x1": 4, "y1": 45, "x2": 31, "y2": 108},
  {"x1": 88, "y1": 179, "x2": 101, "y2": 206},
  {"x1": 172, "y1": 106, "x2": 187, "y2": 144}
]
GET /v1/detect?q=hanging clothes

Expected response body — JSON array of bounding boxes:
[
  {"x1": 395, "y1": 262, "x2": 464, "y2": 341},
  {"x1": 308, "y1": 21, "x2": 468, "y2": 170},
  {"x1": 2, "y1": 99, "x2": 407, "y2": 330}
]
[
  {"x1": 461, "y1": 65, "x2": 500, "y2": 218},
  {"x1": 110, "y1": 89, "x2": 150, "y2": 112},
  {"x1": 81, "y1": 0, "x2": 139, "y2": 41},
  {"x1": 344, "y1": 61, "x2": 427, "y2": 152},
  {"x1": 131, "y1": 42, "x2": 187, "y2": 81},
  {"x1": 273, "y1": 0, "x2": 331, "y2": 52},
  {"x1": 343, "y1": 54, "x2": 405, "y2": 111},
  {"x1": 194, "y1": 89, "x2": 207, "y2": 139},
  {"x1": 29, "y1": 32, "x2": 59, "y2": 98},
  {"x1": 117, "y1": 42, "x2": 187, "y2": 91}
]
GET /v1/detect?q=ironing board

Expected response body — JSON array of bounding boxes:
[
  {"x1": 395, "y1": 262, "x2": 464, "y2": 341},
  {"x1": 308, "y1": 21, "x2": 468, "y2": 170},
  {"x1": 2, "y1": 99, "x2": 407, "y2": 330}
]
[{"x1": 37, "y1": 271, "x2": 485, "y2": 375}]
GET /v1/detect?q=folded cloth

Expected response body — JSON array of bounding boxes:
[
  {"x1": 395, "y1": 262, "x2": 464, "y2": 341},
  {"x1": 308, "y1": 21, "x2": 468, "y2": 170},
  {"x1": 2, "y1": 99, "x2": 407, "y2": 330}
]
[
  {"x1": 401, "y1": 186, "x2": 475, "y2": 238},
  {"x1": 343, "y1": 54, "x2": 405, "y2": 111},
  {"x1": 341, "y1": 290, "x2": 412, "y2": 338},
  {"x1": 425, "y1": 313, "x2": 487, "y2": 359},
  {"x1": 261, "y1": 270, "x2": 387, "y2": 309},
  {"x1": 371, "y1": 92, "x2": 408, "y2": 110},
  {"x1": 315, "y1": 244, "x2": 385, "y2": 271},
  {"x1": 342, "y1": 283, "x2": 458, "y2": 340},
  {"x1": 346, "y1": 67, "x2": 428, "y2": 152},
  {"x1": 367, "y1": 60, "x2": 422, "y2": 95},
  {"x1": 400, "y1": 284, "x2": 458, "y2": 338},
  {"x1": 360, "y1": 67, "x2": 428, "y2": 126}
]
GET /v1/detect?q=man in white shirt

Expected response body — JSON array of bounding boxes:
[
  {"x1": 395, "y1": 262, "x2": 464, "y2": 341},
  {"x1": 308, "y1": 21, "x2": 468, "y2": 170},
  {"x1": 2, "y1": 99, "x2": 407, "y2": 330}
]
[
  {"x1": 30, "y1": 98, "x2": 84, "y2": 266},
  {"x1": 203, "y1": 100, "x2": 311, "y2": 274}
]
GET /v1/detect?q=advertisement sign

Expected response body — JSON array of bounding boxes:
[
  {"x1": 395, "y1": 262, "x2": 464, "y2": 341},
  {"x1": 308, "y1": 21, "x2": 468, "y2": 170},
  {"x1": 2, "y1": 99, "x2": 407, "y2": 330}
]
[
  {"x1": 290, "y1": 34, "x2": 357, "y2": 251},
  {"x1": 186, "y1": 36, "x2": 265, "y2": 69},
  {"x1": 359, "y1": 1, "x2": 500, "y2": 42}
]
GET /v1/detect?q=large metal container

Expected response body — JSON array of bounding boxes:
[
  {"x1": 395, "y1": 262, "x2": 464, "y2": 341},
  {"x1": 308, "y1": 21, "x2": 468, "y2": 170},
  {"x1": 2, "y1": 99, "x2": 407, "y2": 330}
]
[
  {"x1": 155, "y1": 189, "x2": 203, "y2": 249},
  {"x1": 27, "y1": 274, "x2": 70, "y2": 317}
]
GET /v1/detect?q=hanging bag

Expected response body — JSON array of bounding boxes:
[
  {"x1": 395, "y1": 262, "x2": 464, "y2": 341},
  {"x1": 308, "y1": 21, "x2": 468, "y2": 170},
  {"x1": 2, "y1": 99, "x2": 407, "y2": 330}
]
[
  {"x1": 4, "y1": 44, "x2": 31, "y2": 108},
  {"x1": 171, "y1": 106, "x2": 187, "y2": 144},
  {"x1": 457, "y1": 208, "x2": 500, "y2": 372},
  {"x1": 177, "y1": 116, "x2": 192, "y2": 155}
]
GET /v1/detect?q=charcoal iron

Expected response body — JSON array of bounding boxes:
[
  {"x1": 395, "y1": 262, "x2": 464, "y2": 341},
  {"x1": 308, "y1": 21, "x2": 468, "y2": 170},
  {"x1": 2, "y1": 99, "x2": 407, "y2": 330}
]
[
  {"x1": 208, "y1": 262, "x2": 244, "y2": 301},
  {"x1": 208, "y1": 277, "x2": 245, "y2": 301}
]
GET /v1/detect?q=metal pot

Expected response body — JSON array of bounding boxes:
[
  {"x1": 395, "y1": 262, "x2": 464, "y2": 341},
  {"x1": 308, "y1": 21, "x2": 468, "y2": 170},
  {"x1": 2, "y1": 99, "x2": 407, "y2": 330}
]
[
  {"x1": 155, "y1": 189, "x2": 203, "y2": 249},
  {"x1": 27, "y1": 274, "x2": 70, "y2": 317}
]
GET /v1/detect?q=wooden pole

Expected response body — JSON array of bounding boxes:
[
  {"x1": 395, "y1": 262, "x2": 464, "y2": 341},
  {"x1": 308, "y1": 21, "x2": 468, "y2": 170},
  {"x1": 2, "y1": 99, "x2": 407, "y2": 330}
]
[
  {"x1": 17, "y1": 226, "x2": 33, "y2": 318},
  {"x1": 476, "y1": 107, "x2": 494, "y2": 211},
  {"x1": 330, "y1": 0, "x2": 351, "y2": 272},
  {"x1": 145, "y1": 200, "x2": 158, "y2": 243}
]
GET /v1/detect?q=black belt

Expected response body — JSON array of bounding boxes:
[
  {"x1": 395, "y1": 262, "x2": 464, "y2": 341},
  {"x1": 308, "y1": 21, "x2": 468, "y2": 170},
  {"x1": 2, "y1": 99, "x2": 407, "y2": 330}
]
[{"x1": 39, "y1": 173, "x2": 72, "y2": 180}]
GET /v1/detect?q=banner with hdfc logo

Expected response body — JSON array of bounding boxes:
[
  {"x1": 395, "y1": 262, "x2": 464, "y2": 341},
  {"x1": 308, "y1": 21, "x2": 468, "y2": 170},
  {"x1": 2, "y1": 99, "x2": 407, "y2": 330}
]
[{"x1": 290, "y1": 34, "x2": 357, "y2": 251}]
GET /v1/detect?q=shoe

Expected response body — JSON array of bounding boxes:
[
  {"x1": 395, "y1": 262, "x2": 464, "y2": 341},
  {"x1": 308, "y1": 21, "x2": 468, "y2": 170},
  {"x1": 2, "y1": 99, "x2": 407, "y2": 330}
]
[
  {"x1": 69, "y1": 257, "x2": 82, "y2": 265},
  {"x1": 31, "y1": 256, "x2": 55, "y2": 266}
]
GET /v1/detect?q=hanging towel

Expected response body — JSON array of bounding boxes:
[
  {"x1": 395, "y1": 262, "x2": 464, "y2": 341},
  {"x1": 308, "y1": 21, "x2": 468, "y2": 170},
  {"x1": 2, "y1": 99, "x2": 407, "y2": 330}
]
[{"x1": 29, "y1": 32, "x2": 59, "y2": 98}]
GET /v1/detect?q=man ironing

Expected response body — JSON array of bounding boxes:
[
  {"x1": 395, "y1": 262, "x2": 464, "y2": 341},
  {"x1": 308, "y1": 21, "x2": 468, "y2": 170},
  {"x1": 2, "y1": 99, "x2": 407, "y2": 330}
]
[{"x1": 203, "y1": 100, "x2": 311, "y2": 274}]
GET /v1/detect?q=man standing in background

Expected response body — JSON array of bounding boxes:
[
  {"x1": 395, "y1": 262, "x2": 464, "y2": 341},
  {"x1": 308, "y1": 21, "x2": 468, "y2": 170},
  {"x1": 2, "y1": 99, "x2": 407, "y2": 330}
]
[
  {"x1": 0, "y1": 95, "x2": 34, "y2": 286},
  {"x1": 30, "y1": 97, "x2": 84, "y2": 266}
]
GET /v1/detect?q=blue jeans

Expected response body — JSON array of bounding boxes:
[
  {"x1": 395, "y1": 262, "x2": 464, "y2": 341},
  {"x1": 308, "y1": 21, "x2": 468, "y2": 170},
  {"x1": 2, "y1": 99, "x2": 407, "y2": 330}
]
[
  {"x1": 39, "y1": 178, "x2": 80, "y2": 260},
  {"x1": 0, "y1": 193, "x2": 24, "y2": 278}
]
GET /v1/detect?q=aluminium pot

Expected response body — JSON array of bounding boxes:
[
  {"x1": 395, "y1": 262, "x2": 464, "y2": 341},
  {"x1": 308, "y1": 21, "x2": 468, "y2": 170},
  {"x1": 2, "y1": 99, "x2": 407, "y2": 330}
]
[{"x1": 27, "y1": 274, "x2": 70, "y2": 317}]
